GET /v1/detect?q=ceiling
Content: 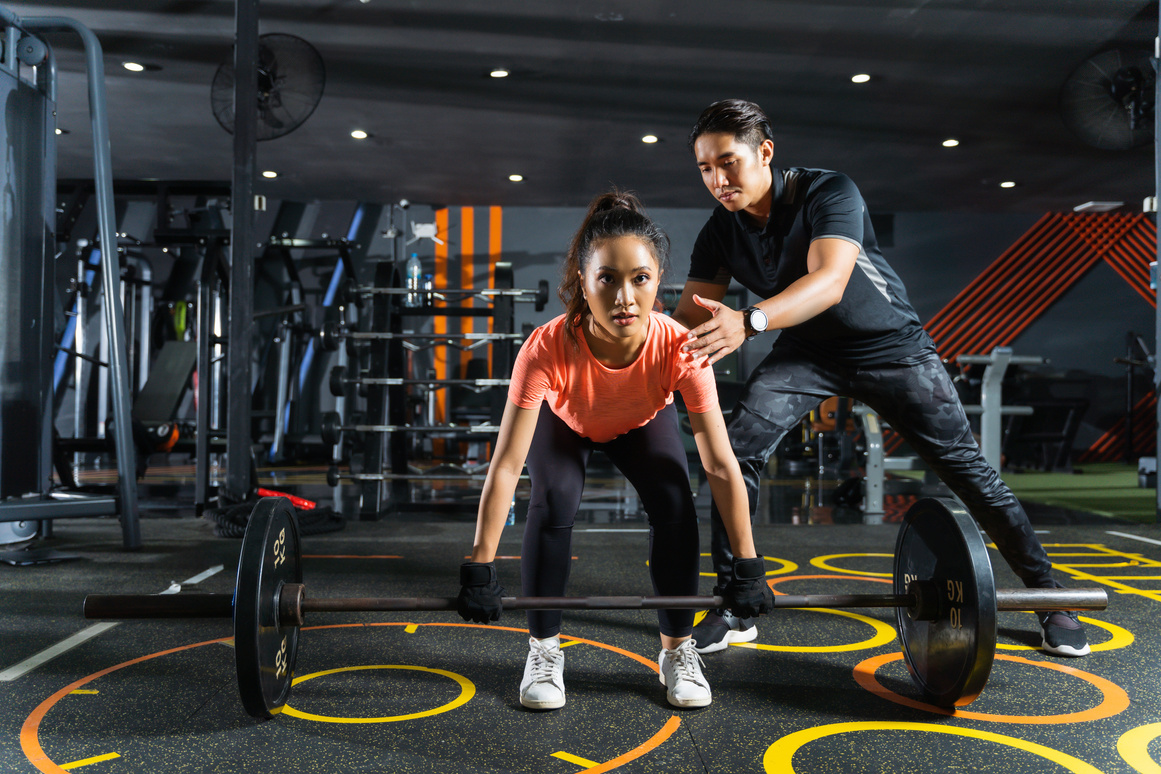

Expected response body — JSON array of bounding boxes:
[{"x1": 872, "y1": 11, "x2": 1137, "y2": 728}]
[{"x1": 7, "y1": 0, "x2": 1159, "y2": 213}]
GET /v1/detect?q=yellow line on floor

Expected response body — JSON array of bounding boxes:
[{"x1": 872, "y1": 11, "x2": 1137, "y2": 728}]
[
  {"x1": 552, "y1": 751, "x2": 599, "y2": 767},
  {"x1": 559, "y1": 640, "x2": 584, "y2": 648},
  {"x1": 69, "y1": 690, "x2": 99, "y2": 695},
  {"x1": 60, "y1": 752, "x2": 120, "y2": 769},
  {"x1": 405, "y1": 624, "x2": 419, "y2": 633}
]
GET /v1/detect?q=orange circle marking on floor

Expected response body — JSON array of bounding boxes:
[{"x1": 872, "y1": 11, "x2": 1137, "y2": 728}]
[
  {"x1": 21, "y1": 623, "x2": 674, "y2": 773},
  {"x1": 853, "y1": 651, "x2": 1130, "y2": 723}
]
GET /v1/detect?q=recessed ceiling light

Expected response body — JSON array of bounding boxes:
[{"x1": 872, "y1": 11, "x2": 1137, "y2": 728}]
[
  {"x1": 851, "y1": 73, "x2": 871, "y2": 83},
  {"x1": 999, "y1": 181, "x2": 1016, "y2": 188},
  {"x1": 350, "y1": 129, "x2": 369, "y2": 140},
  {"x1": 942, "y1": 138, "x2": 959, "y2": 147},
  {"x1": 122, "y1": 61, "x2": 145, "y2": 72},
  {"x1": 262, "y1": 170, "x2": 278, "y2": 179},
  {"x1": 508, "y1": 174, "x2": 524, "y2": 183},
  {"x1": 490, "y1": 68, "x2": 509, "y2": 78},
  {"x1": 641, "y1": 134, "x2": 658, "y2": 144}
]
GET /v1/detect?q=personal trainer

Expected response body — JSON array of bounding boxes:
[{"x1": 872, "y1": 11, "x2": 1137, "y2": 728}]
[{"x1": 670, "y1": 99, "x2": 1088, "y2": 659}]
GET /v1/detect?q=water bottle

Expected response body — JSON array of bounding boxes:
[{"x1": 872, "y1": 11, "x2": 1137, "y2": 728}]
[
  {"x1": 404, "y1": 252, "x2": 421, "y2": 307},
  {"x1": 506, "y1": 496, "x2": 516, "y2": 526}
]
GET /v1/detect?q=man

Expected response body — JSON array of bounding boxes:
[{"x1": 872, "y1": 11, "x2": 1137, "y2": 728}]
[{"x1": 670, "y1": 98, "x2": 1088, "y2": 658}]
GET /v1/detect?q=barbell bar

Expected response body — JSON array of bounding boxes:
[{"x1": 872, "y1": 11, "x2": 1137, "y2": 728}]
[
  {"x1": 340, "y1": 279, "x2": 550, "y2": 311},
  {"x1": 319, "y1": 321, "x2": 526, "y2": 353},
  {"x1": 327, "y1": 365, "x2": 509, "y2": 398},
  {"x1": 81, "y1": 496, "x2": 1108, "y2": 719},
  {"x1": 320, "y1": 410, "x2": 501, "y2": 446},
  {"x1": 325, "y1": 466, "x2": 511, "y2": 487}
]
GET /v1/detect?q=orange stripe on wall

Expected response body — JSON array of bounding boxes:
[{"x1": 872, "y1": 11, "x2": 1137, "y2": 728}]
[
  {"x1": 461, "y1": 207, "x2": 475, "y2": 375},
  {"x1": 434, "y1": 208, "x2": 449, "y2": 426},
  {"x1": 489, "y1": 206, "x2": 503, "y2": 373}
]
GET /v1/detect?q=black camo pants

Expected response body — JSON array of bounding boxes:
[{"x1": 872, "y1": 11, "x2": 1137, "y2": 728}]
[{"x1": 709, "y1": 341, "x2": 1055, "y2": 590}]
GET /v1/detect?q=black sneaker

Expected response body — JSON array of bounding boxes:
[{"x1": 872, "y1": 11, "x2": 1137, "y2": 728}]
[
  {"x1": 691, "y1": 609, "x2": 757, "y2": 654},
  {"x1": 1038, "y1": 610, "x2": 1090, "y2": 656}
]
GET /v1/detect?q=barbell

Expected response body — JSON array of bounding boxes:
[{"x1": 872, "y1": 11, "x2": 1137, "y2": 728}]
[
  {"x1": 326, "y1": 365, "x2": 509, "y2": 399},
  {"x1": 320, "y1": 409, "x2": 502, "y2": 446},
  {"x1": 82, "y1": 496, "x2": 1107, "y2": 720},
  {"x1": 319, "y1": 322, "x2": 527, "y2": 353},
  {"x1": 325, "y1": 465, "x2": 506, "y2": 486},
  {"x1": 338, "y1": 279, "x2": 550, "y2": 311}
]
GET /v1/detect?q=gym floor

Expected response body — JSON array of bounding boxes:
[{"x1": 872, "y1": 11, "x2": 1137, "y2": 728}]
[{"x1": 3, "y1": 468, "x2": 1160, "y2": 774}]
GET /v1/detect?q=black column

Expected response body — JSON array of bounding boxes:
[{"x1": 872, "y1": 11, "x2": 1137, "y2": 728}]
[{"x1": 227, "y1": 0, "x2": 259, "y2": 501}]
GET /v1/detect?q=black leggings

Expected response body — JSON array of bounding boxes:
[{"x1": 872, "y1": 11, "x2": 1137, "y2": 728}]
[
  {"x1": 709, "y1": 342, "x2": 1054, "y2": 588},
  {"x1": 522, "y1": 402, "x2": 700, "y2": 639}
]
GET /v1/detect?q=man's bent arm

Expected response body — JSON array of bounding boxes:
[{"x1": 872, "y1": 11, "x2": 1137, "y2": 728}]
[{"x1": 681, "y1": 237, "x2": 860, "y2": 365}]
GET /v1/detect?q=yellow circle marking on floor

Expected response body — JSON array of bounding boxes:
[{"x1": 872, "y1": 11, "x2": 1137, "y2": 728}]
[
  {"x1": 723, "y1": 573, "x2": 897, "y2": 652},
  {"x1": 1116, "y1": 721, "x2": 1161, "y2": 774},
  {"x1": 763, "y1": 722, "x2": 1106, "y2": 774},
  {"x1": 281, "y1": 665, "x2": 474, "y2": 723},
  {"x1": 809, "y1": 553, "x2": 893, "y2": 577},
  {"x1": 694, "y1": 552, "x2": 797, "y2": 578},
  {"x1": 853, "y1": 652, "x2": 1130, "y2": 724},
  {"x1": 996, "y1": 615, "x2": 1133, "y2": 654},
  {"x1": 734, "y1": 608, "x2": 897, "y2": 653}
]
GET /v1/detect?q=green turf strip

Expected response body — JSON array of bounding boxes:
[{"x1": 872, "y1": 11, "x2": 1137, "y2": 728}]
[
  {"x1": 1001, "y1": 462, "x2": 1158, "y2": 523},
  {"x1": 890, "y1": 462, "x2": 1158, "y2": 522}
]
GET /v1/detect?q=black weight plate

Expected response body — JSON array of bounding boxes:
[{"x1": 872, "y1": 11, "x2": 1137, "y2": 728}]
[
  {"x1": 329, "y1": 365, "x2": 347, "y2": 398},
  {"x1": 535, "y1": 279, "x2": 549, "y2": 311},
  {"x1": 320, "y1": 411, "x2": 341, "y2": 446},
  {"x1": 893, "y1": 497, "x2": 996, "y2": 707},
  {"x1": 345, "y1": 334, "x2": 368, "y2": 360},
  {"x1": 235, "y1": 497, "x2": 302, "y2": 719},
  {"x1": 319, "y1": 320, "x2": 341, "y2": 351}
]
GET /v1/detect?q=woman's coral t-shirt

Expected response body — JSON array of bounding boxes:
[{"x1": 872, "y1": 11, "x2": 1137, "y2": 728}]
[{"x1": 508, "y1": 312, "x2": 719, "y2": 442}]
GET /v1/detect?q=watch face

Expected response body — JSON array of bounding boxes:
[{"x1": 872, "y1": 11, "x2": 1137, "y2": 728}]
[{"x1": 749, "y1": 308, "x2": 768, "y2": 331}]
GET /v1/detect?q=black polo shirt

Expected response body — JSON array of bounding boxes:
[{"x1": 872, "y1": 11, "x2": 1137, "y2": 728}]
[{"x1": 688, "y1": 166, "x2": 931, "y2": 366}]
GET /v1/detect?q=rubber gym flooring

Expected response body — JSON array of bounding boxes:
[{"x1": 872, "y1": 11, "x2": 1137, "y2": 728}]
[{"x1": 2, "y1": 474, "x2": 1161, "y2": 773}]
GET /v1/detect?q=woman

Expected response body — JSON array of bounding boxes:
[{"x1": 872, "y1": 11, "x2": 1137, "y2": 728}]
[{"x1": 457, "y1": 190, "x2": 771, "y2": 710}]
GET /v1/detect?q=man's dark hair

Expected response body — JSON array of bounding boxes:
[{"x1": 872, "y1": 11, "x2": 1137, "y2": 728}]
[{"x1": 687, "y1": 99, "x2": 774, "y2": 153}]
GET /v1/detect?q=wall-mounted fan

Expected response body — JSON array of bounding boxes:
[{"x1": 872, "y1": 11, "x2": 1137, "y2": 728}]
[
  {"x1": 1060, "y1": 49, "x2": 1155, "y2": 150},
  {"x1": 211, "y1": 33, "x2": 325, "y2": 141}
]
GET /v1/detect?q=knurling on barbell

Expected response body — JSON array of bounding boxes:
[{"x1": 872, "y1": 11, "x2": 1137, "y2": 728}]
[{"x1": 81, "y1": 496, "x2": 1107, "y2": 720}]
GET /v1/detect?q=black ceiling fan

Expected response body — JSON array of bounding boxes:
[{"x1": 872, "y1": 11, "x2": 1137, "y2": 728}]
[
  {"x1": 211, "y1": 33, "x2": 326, "y2": 141},
  {"x1": 1060, "y1": 49, "x2": 1155, "y2": 151}
]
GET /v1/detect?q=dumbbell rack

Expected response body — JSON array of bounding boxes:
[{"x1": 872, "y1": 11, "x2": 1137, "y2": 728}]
[{"x1": 332, "y1": 261, "x2": 523, "y2": 518}]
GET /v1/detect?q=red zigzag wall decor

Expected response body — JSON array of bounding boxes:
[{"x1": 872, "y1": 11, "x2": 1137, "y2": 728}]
[{"x1": 887, "y1": 212, "x2": 1157, "y2": 461}]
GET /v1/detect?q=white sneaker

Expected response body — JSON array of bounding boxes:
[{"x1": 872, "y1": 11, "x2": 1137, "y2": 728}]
[
  {"x1": 658, "y1": 639, "x2": 712, "y2": 708},
  {"x1": 520, "y1": 636, "x2": 565, "y2": 710}
]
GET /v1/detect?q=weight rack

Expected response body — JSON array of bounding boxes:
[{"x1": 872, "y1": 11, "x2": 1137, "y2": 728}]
[{"x1": 331, "y1": 261, "x2": 527, "y2": 517}]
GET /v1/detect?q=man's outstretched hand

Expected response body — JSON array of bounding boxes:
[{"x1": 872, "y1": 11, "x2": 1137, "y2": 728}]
[{"x1": 681, "y1": 294, "x2": 747, "y2": 365}]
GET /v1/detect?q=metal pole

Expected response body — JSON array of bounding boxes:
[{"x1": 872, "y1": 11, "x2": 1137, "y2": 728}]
[
  {"x1": 22, "y1": 15, "x2": 140, "y2": 548},
  {"x1": 226, "y1": 0, "x2": 259, "y2": 502},
  {"x1": 1155, "y1": 29, "x2": 1161, "y2": 521}
]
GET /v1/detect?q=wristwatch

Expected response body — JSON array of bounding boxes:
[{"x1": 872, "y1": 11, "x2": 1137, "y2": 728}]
[{"x1": 743, "y1": 306, "x2": 769, "y2": 337}]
